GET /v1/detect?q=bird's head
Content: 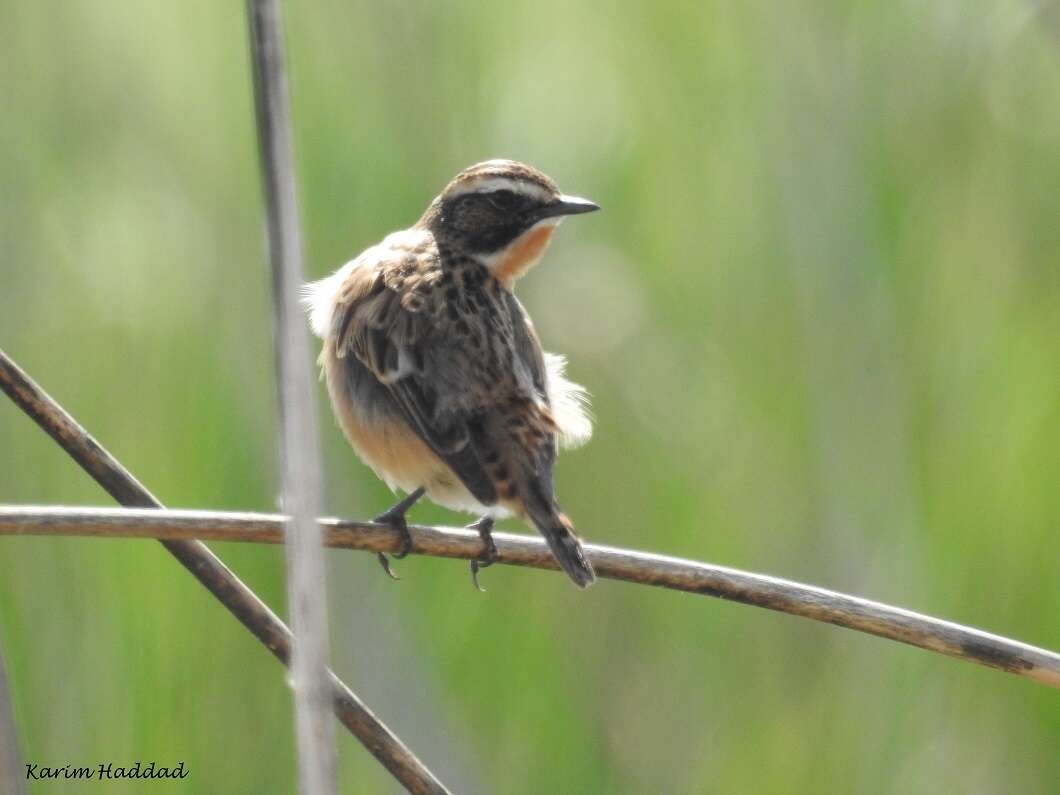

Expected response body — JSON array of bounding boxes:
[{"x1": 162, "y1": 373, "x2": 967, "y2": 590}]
[{"x1": 419, "y1": 160, "x2": 599, "y2": 283}]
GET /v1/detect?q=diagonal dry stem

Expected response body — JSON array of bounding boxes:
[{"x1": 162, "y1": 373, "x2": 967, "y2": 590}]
[{"x1": 0, "y1": 348, "x2": 450, "y2": 795}]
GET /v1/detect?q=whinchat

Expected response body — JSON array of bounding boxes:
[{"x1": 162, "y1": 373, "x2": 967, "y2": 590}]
[{"x1": 304, "y1": 160, "x2": 599, "y2": 588}]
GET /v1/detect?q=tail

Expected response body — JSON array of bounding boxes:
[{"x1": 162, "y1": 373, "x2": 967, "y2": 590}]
[
  {"x1": 535, "y1": 510, "x2": 596, "y2": 589},
  {"x1": 511, "y1": 462, "x2": 595, "y2": 588}
]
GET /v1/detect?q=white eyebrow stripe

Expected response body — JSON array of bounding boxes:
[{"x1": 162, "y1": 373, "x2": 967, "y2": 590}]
[{"x1": 447, "y1": 176, "x2": 552, "y2": 202}]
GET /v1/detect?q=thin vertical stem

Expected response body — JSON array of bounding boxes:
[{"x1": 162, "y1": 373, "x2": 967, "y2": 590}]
[
  {"x1": 245, "y1": 2, "x2": 335, "y2": 793},
  {"x1": 0, "y1": 639, "x2": 26, "y2": 795}
]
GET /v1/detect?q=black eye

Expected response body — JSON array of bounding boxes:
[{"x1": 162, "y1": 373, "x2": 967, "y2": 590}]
[{"x1": 487, "y1": 189, "x2": 521, "y2": 211}]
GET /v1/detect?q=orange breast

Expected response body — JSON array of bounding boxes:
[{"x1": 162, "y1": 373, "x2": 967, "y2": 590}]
[{"x1": 493, "y1": 224, "x2": 556, "y2": 287}]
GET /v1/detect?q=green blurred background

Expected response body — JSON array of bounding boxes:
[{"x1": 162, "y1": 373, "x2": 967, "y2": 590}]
[{"x1": 2, "y1": 1, "x2": 1058, "y2": 792}]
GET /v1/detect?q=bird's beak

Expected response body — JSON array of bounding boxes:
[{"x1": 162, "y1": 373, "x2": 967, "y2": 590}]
[{"x1": 535, "y1": 194, "x2": 601, "y2": 221}]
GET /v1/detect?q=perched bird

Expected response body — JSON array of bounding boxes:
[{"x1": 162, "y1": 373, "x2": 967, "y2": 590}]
[{"x1": 303, "y1": 160, "x2": 599, "y2": 588}]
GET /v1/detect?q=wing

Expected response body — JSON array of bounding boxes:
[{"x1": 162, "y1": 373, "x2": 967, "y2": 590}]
[
  {"x1": 502, "y1": 290, "x2": 593, "y2": 450},
  {"x1": 503, "y1": 291, "x2": 549, "y2": 405},
  {"x1": 330, "y1": 241, "x2": 498, "y2": 505}
]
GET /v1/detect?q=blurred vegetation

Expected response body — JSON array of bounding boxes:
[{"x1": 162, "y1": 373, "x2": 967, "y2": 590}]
[{"x1": 2, "y1": 1, "x2": 1059, "y2": 792}]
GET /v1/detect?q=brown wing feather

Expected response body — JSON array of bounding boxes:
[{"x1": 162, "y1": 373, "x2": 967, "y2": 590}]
[
  {"x1": 503, "y1": 291, "x2": 549, "y2": 405},
  {"x1": 330, "y1": 241, "x2": 497, "y2": 505}
]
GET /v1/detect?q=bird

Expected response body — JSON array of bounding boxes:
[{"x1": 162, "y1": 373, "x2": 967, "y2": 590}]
[{"x1": 302, "y1": 159, "x2": 599, "y2": 589}]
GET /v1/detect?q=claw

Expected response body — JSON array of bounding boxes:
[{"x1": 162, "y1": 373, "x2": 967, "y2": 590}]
[
  {"x1": 372, "y1": 487, "x2": 425, "y2": 580},
  {"x1": 376, "y1": 552, "x2": 401, "y2": 580},
  {"x1": 374, "y1": 507, "x2": 413, "y2": 559},
  {"x1": 468, "y1": 516, "x2": 498, "y2": 592}
]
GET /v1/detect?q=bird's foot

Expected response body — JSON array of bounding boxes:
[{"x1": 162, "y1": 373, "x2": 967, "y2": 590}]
[
  {"x1": 373, "y1": 487, "x2": 425, "y2": 580},
  {"x1": 468, "y1": 516, "x2": 498, "y2": 592}
]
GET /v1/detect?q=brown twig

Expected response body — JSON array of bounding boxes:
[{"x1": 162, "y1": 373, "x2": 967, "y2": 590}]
[
  {"x1": 2, "y1": 504, "x2": 1059, "y2": 690},
  {"x1": 246, "y1": 0, "x2": 335, "y2": 791},
  {"x1": 0, "y1": 349, "x2": 450, "y2": 795}
]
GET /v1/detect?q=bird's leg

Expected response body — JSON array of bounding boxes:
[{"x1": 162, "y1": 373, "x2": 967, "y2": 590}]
[
  {"x1": 468, "y1": 516, "x2": 498, "y2": 592},
  {"x1": 373, "y1": 486, "x2": 426, "y2": 579}
]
